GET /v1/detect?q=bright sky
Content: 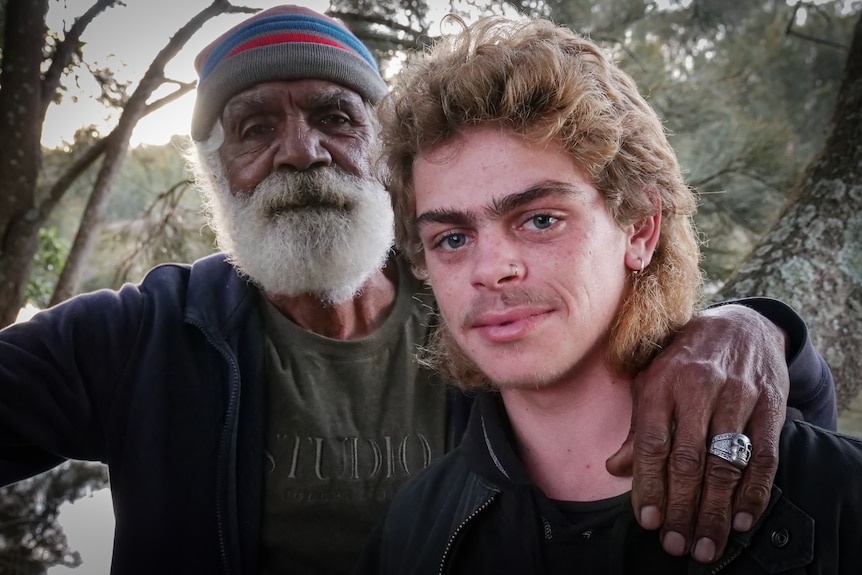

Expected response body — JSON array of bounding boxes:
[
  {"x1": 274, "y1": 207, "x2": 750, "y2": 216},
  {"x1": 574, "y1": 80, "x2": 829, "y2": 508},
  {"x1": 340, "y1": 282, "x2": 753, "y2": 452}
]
[
  {"x1": 42, "y1": 0, "x2": 330, "y2": 148},
  {"x1": 46, "y1": 488, "x2": 114, "y2": 575},
  {"x1": 40, "y1": 0, "x2": 484, "y2": 149}
]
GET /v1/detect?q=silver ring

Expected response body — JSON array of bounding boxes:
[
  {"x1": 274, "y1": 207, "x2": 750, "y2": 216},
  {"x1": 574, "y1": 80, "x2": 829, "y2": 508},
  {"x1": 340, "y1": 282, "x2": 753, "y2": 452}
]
[
  {"x1": 708, "y1": 432, "x2": 752, "y2": 470},
  {"x1": 510, "y1": 264, "x2": 519, "y2": 276}
]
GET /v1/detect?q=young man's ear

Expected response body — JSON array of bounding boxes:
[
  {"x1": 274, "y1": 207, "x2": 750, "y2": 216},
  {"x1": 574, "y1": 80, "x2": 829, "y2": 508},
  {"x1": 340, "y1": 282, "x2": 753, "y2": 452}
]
[{"x1": 624, "y1": 212, "x2": 661, "y2": 272}]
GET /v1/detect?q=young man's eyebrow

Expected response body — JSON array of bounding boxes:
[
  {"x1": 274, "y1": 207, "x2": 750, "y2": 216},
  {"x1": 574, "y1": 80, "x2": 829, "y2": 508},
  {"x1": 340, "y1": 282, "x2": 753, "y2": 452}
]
[
  {"x1": 416, "y1": 208, "x2": 475, "y2": 228},
  {"x1": 416, "y1": 180, "x2": 585, "y2": 228},
  {"x1": 490, "y1": 180, "x2": 584, "y2": 217}
]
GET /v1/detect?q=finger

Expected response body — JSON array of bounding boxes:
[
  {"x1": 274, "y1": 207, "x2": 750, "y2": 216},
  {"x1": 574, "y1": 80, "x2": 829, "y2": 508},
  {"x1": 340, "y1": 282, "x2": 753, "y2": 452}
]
[
  {"x1": 605, "y1": 430, "x2": 634, "y2": 478},
  {"x1": 629, "y1": 375, "x2": 675, "y2": 533},
  {"x1": 731, "y1": 390, "x2": 782, "y2": 532},
  {"x1": 690, "y1": 452, "x2": 744, "y2": 563},
  {"x1": 657, "y1": 403, "x2": 712, "y2": 557},
  {"x1": 606, "y1": 403, "x2": 635, "y2": 478},
  {"x1": 691, "y1": 384, "x2": 771, "y2": 562}
]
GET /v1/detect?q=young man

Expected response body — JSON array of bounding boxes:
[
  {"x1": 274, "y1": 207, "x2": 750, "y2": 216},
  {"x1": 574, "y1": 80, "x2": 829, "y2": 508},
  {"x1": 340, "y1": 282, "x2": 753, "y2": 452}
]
[
  {"x1": 361, "y1": 15, "x2": 861, "y2": 573},
  {"x1": 0, "y1": 6, "x2": 838, "y2": 575}
]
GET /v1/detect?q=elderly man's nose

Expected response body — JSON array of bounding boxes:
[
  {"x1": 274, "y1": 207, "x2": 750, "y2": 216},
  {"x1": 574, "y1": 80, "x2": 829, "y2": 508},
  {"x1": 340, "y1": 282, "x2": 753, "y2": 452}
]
[{"x1": 274, "y1": 123, "x2": 332, "y2": 171}]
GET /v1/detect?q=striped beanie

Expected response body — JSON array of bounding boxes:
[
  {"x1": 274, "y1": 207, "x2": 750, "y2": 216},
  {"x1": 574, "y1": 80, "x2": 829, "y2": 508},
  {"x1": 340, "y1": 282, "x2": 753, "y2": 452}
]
[{"x1": 191, "y1": 5, "x2": 388, "y2": 141}]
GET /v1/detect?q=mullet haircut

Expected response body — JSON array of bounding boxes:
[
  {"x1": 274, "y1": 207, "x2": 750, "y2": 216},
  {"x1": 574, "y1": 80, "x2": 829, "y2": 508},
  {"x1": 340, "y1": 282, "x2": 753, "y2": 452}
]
[{"x1": 380, "y1": 16, "x2": 703, "y2": 385}]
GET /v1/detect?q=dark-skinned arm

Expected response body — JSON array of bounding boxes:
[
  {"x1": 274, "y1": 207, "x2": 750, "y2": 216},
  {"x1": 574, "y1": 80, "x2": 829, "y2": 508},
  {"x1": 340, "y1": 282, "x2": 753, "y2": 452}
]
[
  {"x1": 605, "y1": 298, "x2": 835, "y2": 564},
  {"x1": 730, "y1": 297, "x2": 836, "y2": 428}
]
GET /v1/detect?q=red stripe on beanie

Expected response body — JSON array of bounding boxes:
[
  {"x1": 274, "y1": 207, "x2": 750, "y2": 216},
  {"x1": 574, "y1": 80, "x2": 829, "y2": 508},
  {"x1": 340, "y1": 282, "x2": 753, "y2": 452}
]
[{"x1": 227, "y1": 33, "x2": 348, "y2": 59}]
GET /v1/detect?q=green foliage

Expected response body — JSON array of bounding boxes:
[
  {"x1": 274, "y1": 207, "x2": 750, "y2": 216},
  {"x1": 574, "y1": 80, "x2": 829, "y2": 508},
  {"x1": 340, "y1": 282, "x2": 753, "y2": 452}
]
[
  {"x1": 24, "y1": 227, "x2": 68, "y2": 309},
  {"x1": 566, "y1": 0, "x2": 853, "y2": 284},
  {"x1": 330, "y1": 0, "x2": 435, "y2": 73},
  {"x1": 81, "y1": 137, "x2": 217, "y2": 292},
  {"x1": 89, "y1": 63, "x2": 131, "y2": 109},
  {"x1": 37, "y1": 136, "x2": 217, "y2": 295}
]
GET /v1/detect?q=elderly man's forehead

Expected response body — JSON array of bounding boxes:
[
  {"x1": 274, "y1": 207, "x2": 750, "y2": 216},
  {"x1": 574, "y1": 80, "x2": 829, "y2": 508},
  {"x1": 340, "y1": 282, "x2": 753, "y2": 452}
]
[{"x1": 223, "y1": 81, "x2": 366, "y2": 113}]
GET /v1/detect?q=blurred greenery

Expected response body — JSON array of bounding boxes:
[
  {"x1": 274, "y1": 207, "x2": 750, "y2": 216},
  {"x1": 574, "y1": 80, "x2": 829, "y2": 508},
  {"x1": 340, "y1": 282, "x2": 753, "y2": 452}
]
[{"x1": 24, "y1": 228, "x2": 68, "y2": 309}]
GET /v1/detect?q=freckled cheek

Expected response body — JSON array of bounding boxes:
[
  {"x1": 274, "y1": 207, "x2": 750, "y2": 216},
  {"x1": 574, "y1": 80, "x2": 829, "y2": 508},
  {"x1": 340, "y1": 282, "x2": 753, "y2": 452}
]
[
  {"x1": 436, "y1": 292, "x2": 467, "y2": 333},
  {"x1": 427, "y1": 267, "x2": 467, "y2": 317}
]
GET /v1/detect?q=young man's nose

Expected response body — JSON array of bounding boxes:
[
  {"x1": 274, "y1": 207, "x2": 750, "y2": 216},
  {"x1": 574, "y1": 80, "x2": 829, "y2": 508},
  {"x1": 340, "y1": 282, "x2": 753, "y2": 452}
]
[{"x1": 470, "y1": 239, "x2": 523, "y2": 289}]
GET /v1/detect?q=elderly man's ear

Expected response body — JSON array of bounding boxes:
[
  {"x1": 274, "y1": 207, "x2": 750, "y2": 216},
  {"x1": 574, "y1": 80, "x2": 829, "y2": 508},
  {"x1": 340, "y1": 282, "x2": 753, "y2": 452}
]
[{"x1": 625, "y1": 212, "x2": 661, "y2": 272}]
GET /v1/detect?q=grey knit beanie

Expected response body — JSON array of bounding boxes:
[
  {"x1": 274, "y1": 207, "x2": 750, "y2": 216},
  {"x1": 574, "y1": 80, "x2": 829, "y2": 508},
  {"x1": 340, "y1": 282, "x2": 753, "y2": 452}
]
[{"x1": 191, "y1": 5, "x2": 388, "y2": 141}]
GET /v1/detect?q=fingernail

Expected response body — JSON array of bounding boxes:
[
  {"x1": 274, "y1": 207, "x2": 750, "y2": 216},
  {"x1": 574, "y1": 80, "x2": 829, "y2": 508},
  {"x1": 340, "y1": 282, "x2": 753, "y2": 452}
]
[
  {"x1": 662, "y1": 531, "x2": 686, "y2": 556},
  {"x1": 693, "y1": 538, "x2": 716, "y2": 563},
  {"x1": 639, "y1": 506, "x2": 661, "y2": 530},
  {"x1": 733, "y1": 512, "x2": 753, "y2": 532}
]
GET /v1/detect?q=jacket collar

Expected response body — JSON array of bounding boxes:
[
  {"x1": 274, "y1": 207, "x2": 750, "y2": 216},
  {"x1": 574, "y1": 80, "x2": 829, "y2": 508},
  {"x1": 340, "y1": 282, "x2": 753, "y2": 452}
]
[
  {"x1": 184, "y1": 252, "x2": 259, "y2": 338},
  {"x1": 460, "y1": 392, "x2": 536, "y2": 488}
]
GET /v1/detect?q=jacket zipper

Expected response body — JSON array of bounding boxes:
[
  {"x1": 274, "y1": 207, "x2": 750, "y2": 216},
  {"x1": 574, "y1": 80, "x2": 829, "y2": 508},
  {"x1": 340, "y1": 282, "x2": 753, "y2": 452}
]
[
  {"x1": 438, "y1": 494, "x2": 498, "y2": 575},
  {"x1": 707, "y1": 544, "x2": 744, "y2": 574},
  {"x1": 190, "y1": 319, "x2": 242, "y2": 575}
]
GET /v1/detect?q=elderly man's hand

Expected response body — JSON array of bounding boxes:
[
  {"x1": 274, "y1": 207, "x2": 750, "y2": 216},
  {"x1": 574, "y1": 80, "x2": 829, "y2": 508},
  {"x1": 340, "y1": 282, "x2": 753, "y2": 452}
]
[{"x1": 605, "y1": 304, "x2": 788, "y2": 564}]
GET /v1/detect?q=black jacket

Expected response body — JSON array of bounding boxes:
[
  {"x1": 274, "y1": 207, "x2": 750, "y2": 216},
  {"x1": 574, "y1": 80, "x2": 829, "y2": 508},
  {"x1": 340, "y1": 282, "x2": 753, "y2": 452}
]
[
  {"x1": 0, "y1": 254, "x2": 837, "y2": 574},
  {"x1": 360, "y1": 392, "x2": 862, "y2": 574}
]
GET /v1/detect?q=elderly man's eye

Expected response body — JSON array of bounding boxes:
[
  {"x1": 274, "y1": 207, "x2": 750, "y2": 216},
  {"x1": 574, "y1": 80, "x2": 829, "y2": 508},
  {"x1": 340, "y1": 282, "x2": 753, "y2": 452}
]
[{"x1": 240, "y1": 123, "x2": 273, "y2": 139}]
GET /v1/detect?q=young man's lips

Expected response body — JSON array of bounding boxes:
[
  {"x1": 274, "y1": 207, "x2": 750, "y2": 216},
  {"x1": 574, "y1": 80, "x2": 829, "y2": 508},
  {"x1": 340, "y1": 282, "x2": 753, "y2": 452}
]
[{"x1": 470, "y1": 308, "x2": 553, "y2": 342}]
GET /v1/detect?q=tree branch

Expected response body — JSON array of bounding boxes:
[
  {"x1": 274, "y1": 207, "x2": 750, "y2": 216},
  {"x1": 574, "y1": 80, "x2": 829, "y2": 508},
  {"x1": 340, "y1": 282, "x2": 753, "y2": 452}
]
[
  {"x1": 40, "y1": 0, "x2": 123, "y2": 122},
  {"x1": 785, "y1": 3, "x2": 849, "y2": 52}
]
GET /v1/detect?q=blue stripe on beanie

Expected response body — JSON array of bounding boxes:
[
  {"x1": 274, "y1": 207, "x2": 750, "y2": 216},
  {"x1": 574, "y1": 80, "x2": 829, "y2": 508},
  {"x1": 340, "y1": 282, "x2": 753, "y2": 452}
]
[
  {"x1": 198, "y1": 14, "x2": 382, "y2": 81},
  {"x1": 190, "y1": 5, "x2": 388, "y2": 141}
]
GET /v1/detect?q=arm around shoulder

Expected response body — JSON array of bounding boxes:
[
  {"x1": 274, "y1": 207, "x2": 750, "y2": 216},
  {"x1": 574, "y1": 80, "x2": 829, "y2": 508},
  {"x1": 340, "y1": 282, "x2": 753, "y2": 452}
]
[{"x1": 710, "y1": 297, "x2": 837, "y2": 430}]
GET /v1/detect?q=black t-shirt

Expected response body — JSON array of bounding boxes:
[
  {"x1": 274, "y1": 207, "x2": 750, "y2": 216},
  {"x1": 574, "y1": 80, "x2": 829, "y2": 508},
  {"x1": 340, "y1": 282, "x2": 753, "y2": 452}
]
[
  {"x1": 541, "y1": 493, "x2": 627, "y2": 573},
  {"x1": 542, "y1": 493, "x2": 688, "y2": 574}
]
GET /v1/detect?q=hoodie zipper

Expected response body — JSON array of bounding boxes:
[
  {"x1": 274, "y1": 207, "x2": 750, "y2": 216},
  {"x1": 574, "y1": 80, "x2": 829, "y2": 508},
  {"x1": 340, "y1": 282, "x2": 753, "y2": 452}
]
[
  {"x1": 438, "y1": 494, "x2": 498, "y2": 575},
  {"x1": 190, "y1": 319, "x2": 242, "y2": 575}
]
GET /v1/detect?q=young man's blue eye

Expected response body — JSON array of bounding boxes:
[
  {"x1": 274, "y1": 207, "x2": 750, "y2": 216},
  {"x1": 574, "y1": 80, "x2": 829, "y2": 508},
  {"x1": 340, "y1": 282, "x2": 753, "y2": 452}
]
[
  {"x1": 443, "y1": 234, "x2": 467, "y2": 249},
  {"x1": 532, "y1": 215, "x2": 556, "y2": 229}
]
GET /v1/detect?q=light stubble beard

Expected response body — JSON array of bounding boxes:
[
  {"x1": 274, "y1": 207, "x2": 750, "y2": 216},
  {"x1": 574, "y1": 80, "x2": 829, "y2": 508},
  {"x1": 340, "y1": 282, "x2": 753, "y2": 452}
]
[
  {"x1": 423, "y1": 287, "x2": 569, "y2": 391},
  {"x1": 197, "y1": 157, "x2": 394, "y2": 304}
]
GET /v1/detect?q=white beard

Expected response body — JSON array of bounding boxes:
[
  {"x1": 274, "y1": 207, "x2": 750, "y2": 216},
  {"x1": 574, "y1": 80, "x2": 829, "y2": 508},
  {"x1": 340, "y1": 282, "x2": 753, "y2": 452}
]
[{"x1": 200, "y1": 163, "x2": 394, "y2": 304}]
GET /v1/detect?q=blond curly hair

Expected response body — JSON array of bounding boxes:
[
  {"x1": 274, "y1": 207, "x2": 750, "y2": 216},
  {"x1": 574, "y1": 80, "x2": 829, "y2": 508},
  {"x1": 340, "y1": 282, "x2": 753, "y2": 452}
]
[{"x1": 380, "y1": 16, "x2": 703, "y2": 388}]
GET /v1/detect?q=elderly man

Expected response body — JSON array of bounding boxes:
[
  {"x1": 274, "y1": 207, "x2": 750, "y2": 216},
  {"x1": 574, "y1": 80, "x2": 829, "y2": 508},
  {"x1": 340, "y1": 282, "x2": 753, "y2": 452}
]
[
  {"x1": 359, "y1": 15, "x2": 860, "y2": 573},
  {"x1": 0, "y1": 5, "x2": 836, "y2": 575}
]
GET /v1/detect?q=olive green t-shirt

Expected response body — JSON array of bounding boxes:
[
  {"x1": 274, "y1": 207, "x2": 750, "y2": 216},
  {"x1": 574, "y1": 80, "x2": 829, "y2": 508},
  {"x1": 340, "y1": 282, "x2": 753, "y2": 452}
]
[{"x1": 259, "y1": 260, "x2": 449, "y2": 575}]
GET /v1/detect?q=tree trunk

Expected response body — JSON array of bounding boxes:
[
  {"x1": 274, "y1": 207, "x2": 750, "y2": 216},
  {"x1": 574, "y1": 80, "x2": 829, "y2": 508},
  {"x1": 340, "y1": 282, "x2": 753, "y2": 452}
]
[
  {"x1": 0, "y1": 0, "x2": 120, "y2": 328},
  {"x1": 719, "y1": 13, "x2": 862, "y2": 412},
  {"x1": 0, "y1": 0, "x2": 49, "y2": 328},
  {"x1": 50, "y1": 138, "x2": 131, "y2": 304}
]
